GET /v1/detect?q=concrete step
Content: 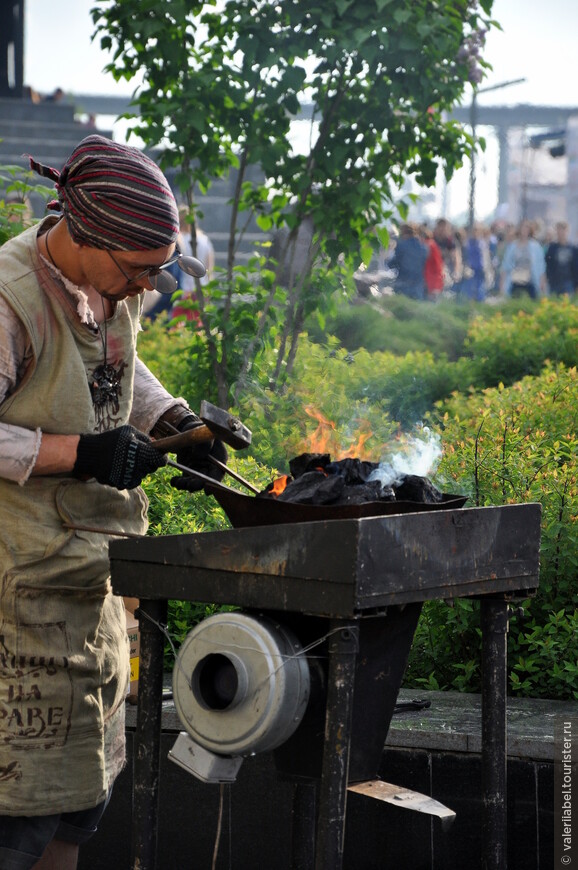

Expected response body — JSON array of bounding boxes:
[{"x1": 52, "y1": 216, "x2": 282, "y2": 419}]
[
  {"x1": 0, "y1": 98, "x2": 76, "y2": 123},
  {"x1": 0, "y1": 120, "x2": 90, "y2": 139},
  {"x1": 0, "y1": 128, "x2": 114, "y2": 171}
]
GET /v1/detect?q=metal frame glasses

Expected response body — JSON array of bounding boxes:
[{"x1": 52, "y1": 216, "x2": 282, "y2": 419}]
[{"x1": 106, "y1": 249, "x2": 206, "y2": 295}]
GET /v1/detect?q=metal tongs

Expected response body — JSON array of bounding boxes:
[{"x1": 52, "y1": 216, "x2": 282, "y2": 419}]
[{"x1": 166, "y1": 456, "x2": 257, "y2": 497}]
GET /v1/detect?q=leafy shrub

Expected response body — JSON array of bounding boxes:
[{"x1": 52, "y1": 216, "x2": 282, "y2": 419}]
[
  {"x1": 0, "y1": 164, "x2": 52, "y2": 243},
  {"x1": 307, "y1": 293, "x2": 536, "y2": 360},
  {"x1": 408, "y1": 362, "x2": 578, "y2": 700},
  {"x1": 308, "y1": 295, "x2": 478, "y2": 358},
  {"x1": 140, "y1": 298, "x2": 578, "y2": 470},
  {"x1": 138, "y1": 316, "x2": 215, "y2": 410},
  {"x1": 508, "y1": 608, "x2": 578, "y2": 699},
  {"x1": 237, "y1": 340, "x2": 472, "y2": 464},
  {"x1": 465, "y1": 297, "x2": 578, "y2": 388},
  {"x1": 403, "y1": 599, "x2": 481, "y2": 693},
  {"x1": 360, "y1": 350, "x2": 475, "y2": 428}
]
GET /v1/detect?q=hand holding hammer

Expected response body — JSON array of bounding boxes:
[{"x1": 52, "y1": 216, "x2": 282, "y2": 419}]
[
  {"x1": 152, "y1": 401, "x2": 259, "y2": 494},
  {"x1": 152, "y1": 400, "x2": 251, "y2": 453}
]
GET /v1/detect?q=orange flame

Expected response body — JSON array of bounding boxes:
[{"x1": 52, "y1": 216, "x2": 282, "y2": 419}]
[
  {"x1": 302, "y1": 406, "x2": 374, "y2": 460},
  {"x1": 270, "y1": 475, "x2": 290, "y2": 496},
  {"x1": 303, "y1": 406, "x2": 337, "y2": 454},
  {"x1": 340, "y1": 432, "x2": 373, "y2": 459}
]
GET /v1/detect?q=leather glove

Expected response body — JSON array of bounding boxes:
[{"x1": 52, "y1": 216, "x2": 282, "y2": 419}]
[
  {"x1": 168, "y1": 413, "x2": 228, "y2": 493},
  {"x1": 73, "y1": 425, "x2": 167, "y2": 490}
]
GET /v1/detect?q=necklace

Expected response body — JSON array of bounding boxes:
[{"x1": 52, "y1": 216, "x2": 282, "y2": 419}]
[
  {"x1": 44, "y1": 227, "x2": 126, "y2": 424},
  {"x1": 90, "y1": 298, "x2": 126, "y2": 425},
  {"x1": 44, "y1": 226, "x2": 59, "y2": 272}
]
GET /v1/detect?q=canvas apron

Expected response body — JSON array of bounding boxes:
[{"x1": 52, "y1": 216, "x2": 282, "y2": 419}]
[{"x1": 0, "y1": 222, "x2": 148, "y2": 814}]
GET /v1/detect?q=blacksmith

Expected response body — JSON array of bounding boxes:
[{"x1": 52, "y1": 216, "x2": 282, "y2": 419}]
[{"x1": 0, "y1": 134, "x2": 224, "y2": 869}]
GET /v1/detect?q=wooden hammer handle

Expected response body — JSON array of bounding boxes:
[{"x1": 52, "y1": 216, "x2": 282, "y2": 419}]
[{"x1": 151, "y1": 425, "x2": 214, "y2": 452}]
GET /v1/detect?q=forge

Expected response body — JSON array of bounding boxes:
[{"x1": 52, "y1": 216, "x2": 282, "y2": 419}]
[
  {"x1": 206, "y1": 451, "x2": 468, "y2": 527},
  {"x1": 109, "y1": 501, "x2": 541, "y2": 870}
]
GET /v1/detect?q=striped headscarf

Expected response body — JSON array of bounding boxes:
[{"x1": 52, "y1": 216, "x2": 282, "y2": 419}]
[{"x1": 29, "y1": 134, "x2": 179, "y2": 251}]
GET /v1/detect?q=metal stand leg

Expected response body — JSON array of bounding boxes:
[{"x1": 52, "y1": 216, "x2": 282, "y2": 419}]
[
  {"x1": 131, "y1": 598, "x2": 167, "y2": 870},
  {"x1": 480, "y1": 598, "x2": 508, "y2": 870},
  {"x1": 314, "y1": 621, "x2": 359, "y2": 870}
]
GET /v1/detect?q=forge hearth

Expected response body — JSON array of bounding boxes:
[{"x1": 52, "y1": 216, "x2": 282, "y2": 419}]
[{"x1": 207, "y1": 451, "x2": 466, "y2": 528}]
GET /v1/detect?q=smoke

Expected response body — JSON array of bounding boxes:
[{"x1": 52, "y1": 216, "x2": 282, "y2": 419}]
[{"x1": 369, "y1": 427, "x2": 442, "y2": 488}]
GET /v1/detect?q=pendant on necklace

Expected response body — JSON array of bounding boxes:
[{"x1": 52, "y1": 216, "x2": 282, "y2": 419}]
[{"x1": 90, "y1": 360, "x2": 127, "y2": 423}]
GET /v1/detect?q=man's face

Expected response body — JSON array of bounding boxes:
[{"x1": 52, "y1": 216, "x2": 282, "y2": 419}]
[{"x1": 80, "y1": 244, "x2": 177, "y2": 301}]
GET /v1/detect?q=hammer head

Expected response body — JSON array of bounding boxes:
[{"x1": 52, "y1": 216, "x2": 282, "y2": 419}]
[{"x1": 199, "y1": 400, "x2": 252, "y2": 450}]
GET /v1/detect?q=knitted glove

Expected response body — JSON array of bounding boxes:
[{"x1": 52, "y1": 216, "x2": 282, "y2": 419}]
[
  {"x1": 168, "y1": 413, "x2": 228, "y2": 493},
  {"x1": 74, "y1": 425, "x2": 167, "y2": 490}
]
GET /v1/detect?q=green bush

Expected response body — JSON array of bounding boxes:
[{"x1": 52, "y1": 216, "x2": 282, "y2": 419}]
[
  {"x1": 403, "y1": 599, "x2": 481, "y2": 693},
  {"x1": 360, "y1": 350, "x2": 475, "y2": 428},
  {"x1": 411, "y1": 362, "x2": 578, "y2": 700},
  {"x1": 309, "y1": 296, "x2": 578, "y2": 417},
  {"x1": 141, "y1": 298, "x2": 578, "y2": 471},
  {"x1": 307, "y1": 295, "x2": 478, "y2": 358},
  {"x1": 465, "y1": 297, "x2": 578, "y2": 388},
  {"x1": 307, "y1": 293, "x2": 536, "y2": 359},
  {"x1": 0, "y1": 164, "x2": 53, "y2": 243},
  {"x1": 238, "y1": 340, "x2": 471, "y2": 463},
  {"x1": 137, "y1": 316, "x2": 216, "y2": 409}
]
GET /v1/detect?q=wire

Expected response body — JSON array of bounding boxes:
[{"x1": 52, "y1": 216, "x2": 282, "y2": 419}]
[
  {"x1": 212, "y1": 783, "x2": 225, "y2": 870},
  {"x1": 138, "y1": 608, "x2": 357, "y2": 696}
]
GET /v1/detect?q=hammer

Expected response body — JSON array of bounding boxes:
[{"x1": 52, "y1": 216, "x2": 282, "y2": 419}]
[
  {"x1": 152, "y1": 400, "x2": 252, "y2": 453},
  {"x1": 151, "y1": 400, "x2": 259, "y2": 494}
]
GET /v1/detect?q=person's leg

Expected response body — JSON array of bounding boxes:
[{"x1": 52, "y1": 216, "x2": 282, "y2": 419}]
[
  {"x1": 30, "y1": 840, "x2": 78, "y2": 870},
  {"x1": 0, "y1": 797, "x2": 109, "y2": 870},
  {"x1": 41, "y1": 796, "x2": 111, "y2": 870},
  {"x1": 0, "y1": 815, "x2": 59, "y2": 870}
]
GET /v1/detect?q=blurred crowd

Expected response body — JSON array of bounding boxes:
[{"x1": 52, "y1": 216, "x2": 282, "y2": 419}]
[{"x1": 368, "y1": 217, "x2": 578, "y2": 303}]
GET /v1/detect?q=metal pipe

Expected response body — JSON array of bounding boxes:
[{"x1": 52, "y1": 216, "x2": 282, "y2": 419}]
[
  {"x1": 481, "y1": 598, "x2": 509, "y2": 870},
  {"x1": 131, "y1": 598, "x2": 167, "y2": 870}
]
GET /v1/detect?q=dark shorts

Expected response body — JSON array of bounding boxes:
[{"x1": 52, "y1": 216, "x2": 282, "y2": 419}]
[{"x1": 0, "y1": 798, "x2": 109, "y2": 870}]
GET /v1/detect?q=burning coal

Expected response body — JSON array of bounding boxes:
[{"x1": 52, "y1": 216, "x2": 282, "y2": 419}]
[
  {"x1": 260, "y1": 415, "x2": 446, "y2": 508},
  {"x1": 209, "y1": 425, "x2": 463, "y2": 528},
  {"x1": 261, "y1": 451, "x2": 444, "y2": 507}
]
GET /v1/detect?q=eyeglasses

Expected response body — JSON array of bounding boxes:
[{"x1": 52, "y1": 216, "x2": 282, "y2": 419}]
[{"x1": 106, "y1": 249, "x2": 207, "y2": 295}]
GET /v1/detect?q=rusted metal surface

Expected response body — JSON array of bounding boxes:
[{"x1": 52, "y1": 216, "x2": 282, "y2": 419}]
[
  {"x1": 314, "y1": 622, "x2": 359, "y2": 870},
  {"x1": 273, "y1": 605, "x2": 423, "y2": 783},
  {"x1": 291, "y1": 782, "x2": 316, "y2": 870},
  {"x1": 110, "y1": 504, "x2": 541, "y2": 616}
]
